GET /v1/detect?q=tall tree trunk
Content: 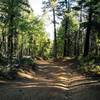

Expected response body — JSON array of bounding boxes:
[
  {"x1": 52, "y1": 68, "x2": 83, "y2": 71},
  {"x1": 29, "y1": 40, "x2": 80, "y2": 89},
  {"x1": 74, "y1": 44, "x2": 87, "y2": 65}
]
[
  {"x1": 13, "y1": 31, "x2": 18, "y2": 58},
  {"x1": 74, "y1": 32, "x2": 77, "y2": 56},
  {"x1": 29, "y1": 32, "x2": 33, "y2": 56},
  {"x1": 83, "y1": 8, "x2": 93, "y2": 57},
  {"x1": 19, "y1": 33, "x2": 24, "y2": 62},
  {"x1": 8, "y1": 15, "x2": 14, "y2": 64},
  {"x1": 53, "y1": 8, "x2": 57, "y2": 59},
  {"x1": 1, "y1": 28, "x2": 6, "y2": 56},
  {"x1": 77, "y1": 4, "x2": 83, "y2": 56},
  {"x1": 67, "y1": 37, "x2": 70, "y2": 56},
  {"x1": 8, "y1": 33, "x2": 13, "y2": 64},
  {"x1": 63, "y1": 0, "x2": 68, "y2": 57},
  {"x1": 63, "y1": 17, "x2": 68, "y2": 57},
  {"x1": 67, "y1": 0, "x2": 70, "y2": 56}
]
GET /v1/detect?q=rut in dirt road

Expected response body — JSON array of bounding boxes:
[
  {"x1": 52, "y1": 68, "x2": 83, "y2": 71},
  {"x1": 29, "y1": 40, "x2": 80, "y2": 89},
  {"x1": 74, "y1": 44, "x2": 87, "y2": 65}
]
[
  {"x1": 0, "y1": 59, "x2": 100, "y2": 100},
  {"x1": 35, "y1": 59, "x2": 86, "y2": 87}
]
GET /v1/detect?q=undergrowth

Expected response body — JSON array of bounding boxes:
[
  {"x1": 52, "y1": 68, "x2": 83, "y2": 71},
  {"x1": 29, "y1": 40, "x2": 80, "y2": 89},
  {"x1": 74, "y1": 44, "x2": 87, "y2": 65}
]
[
  {"x1": 78, "y1": 55, "x2": 100, "y2": 77},
  {"x1": 0, "y1": 56, "x2": 37, "y2": 80}
]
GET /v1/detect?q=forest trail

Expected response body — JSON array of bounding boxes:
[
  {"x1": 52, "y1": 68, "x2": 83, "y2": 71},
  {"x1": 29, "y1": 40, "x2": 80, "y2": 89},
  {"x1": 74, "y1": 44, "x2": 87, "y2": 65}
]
[
  {"x1": 0, "y1": 58, "x2": 100, "y2": 100},
  {"x1": 35, "y1": 58, "x2": 87, "y2": 88}
]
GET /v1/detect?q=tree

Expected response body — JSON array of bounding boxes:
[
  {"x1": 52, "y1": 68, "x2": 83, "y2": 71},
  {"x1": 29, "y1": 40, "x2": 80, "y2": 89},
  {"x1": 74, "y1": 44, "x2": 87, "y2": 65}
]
[
  {"x1": 83, "y1": 0, "x2": 100, "y2": 57},
  {"x1": 57, "y1": 12, "x2": 79, "y2": 57},
  {"x1": 73, "y1": 0, "x2": 100, "y2": 57},
  {"x1": 42, "y1": 0, "x2": 57, "y2": 59},
  {"x1": 0, "y1": 0, "x2": 31, "y2": 64}
]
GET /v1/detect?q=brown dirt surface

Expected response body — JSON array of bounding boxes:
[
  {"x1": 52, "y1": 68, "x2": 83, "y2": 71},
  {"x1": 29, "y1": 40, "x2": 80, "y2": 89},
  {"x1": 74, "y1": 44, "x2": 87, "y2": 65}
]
[{"x1": 0, "y1": 58, "x2": 100, "y2": 100}]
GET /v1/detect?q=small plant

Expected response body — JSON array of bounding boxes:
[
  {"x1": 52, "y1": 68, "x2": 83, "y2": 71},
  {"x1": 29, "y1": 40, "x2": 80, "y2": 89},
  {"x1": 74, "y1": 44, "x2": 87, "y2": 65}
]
[{"x1": 0, "y1": 65, "x2": 18, "y2": 80}]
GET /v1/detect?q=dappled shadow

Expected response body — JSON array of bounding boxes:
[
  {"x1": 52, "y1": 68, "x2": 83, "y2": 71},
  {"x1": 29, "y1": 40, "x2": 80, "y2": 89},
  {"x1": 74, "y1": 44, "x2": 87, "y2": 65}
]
[
  {"x1": 0, "y1": 58, "x2": 86, "y2": 87},
  {"x1": 33, "y1": 59, "x2": 87, "y2": 89},
  {"x1": 0, "y1": 58, "x2": 100, "y2": 100},
  {"x1": 34, "y1": 58, "x2": 100, "y2": 89}
]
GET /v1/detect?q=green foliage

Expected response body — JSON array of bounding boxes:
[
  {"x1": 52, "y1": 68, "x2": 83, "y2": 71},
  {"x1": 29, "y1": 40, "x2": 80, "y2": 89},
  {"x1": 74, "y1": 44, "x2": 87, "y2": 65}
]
[
  {"x1": 0, "y1": 56, "x2": 36, "y2": 80},
  {"x1": 0, "y1": 65, "x2": 17, "y2": 80},
  {"x1": 90, "y1": 65, "x2": 100, "y2": 75},
  {"x1": 17, "y1": 13, "x2": 51, "y2": 59},
  {"x1": 0, "y1": 53, "x2": 7, "y2": 65},
  {"x1": 19, "y1": 56, "x2": 34, "y2": 65},
  {"x1": 50, "y1": 0, "x2": 57, "y2": 8},
  {"x1": 0, "y1": 0, "x2": 52, "y2": 67},
  {"x1": 78, "y1": 55, "x2": 100, "y2": 75},
  {"x1": 65, "y1": 12, "x2": 79, "y2": 32},
  {"x1": 57, "y1": 12, "x2": 79, "y2": 56}
]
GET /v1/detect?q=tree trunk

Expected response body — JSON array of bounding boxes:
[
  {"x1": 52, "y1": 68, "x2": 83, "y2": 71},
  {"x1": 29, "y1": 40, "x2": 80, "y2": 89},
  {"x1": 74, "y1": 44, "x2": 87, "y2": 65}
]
[
  {"x1": 83, "y1": 8, "x2": 93, "y2": 57},
  {"x1": 63, "y1": 0, "x2": 68, "y2": 57},
  {"x1": 8, "y1": 15, "x2": 14, "y2": 64},
  {"x1": 67, "y1": 37, "x2": 70, "y2": 56},
  {"x1": 63, "y1": 17, "x2": 68, "y2": 57},
  {"x1": 53, "y1": 8, "x2": 57, "y2": 59},
  {"x1": 74, "y1": 32, "x2": 77, "y2": 56},
  {"x1": 8, "y1": 33, "x2": 13, "y2": 64}
]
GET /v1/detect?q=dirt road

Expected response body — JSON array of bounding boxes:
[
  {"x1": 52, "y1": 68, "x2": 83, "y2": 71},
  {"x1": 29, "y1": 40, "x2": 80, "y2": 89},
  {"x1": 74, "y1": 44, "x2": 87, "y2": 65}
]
[{"x1": 0, "y1": 58, "x2": 100, "y2": 100}]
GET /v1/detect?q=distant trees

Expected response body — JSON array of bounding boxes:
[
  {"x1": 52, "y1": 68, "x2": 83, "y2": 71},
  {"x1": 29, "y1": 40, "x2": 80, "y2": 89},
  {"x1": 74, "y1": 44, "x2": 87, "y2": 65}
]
[
  {"x1": 42, "y1": 0, "x2": 58, "y2": 59},
  {"x1": 42, "y1": 0, "x2": 100, "y2": 58},
  {"x1": 57, "y1": 12, "x2": 79, "y2": 57},
  {"x1": 0, "y1": 0, "x2": 99, "y2": 64},
  {"x1": 0, "y1": 0, "x2": 51, "y2": 65},
  {"x1": 82, "y1": 0, "x2": 100, "y2": 57},
  {"x1": 0, "y1": 0, "x2": 31, "y2": 64},
  {"x1": 53, "y1": 0, "x2": 100, "y2": 58}
]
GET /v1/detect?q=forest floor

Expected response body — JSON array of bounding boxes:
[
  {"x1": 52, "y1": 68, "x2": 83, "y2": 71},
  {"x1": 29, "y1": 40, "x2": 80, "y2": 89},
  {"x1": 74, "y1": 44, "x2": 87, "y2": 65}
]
[{"x1": 0, "y1": 58, "x2": 100, "y2": 100}]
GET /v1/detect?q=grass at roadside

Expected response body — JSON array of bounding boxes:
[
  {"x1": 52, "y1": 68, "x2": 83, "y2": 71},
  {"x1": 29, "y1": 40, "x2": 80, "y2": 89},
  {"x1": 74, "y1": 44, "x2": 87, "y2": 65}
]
[{"x1": 77, "y1": 56, "x2": 100, "y2": 77}]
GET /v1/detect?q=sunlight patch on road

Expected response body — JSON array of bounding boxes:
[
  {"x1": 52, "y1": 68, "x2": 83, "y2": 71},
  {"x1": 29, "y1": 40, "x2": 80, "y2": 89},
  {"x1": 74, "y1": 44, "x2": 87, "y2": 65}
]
[
  {"x1": 17, "y1": 71, "x2": 37, "y2": 80},
  {"x1": 57, "y1": 76, "x2": 68, "y2": 81}
]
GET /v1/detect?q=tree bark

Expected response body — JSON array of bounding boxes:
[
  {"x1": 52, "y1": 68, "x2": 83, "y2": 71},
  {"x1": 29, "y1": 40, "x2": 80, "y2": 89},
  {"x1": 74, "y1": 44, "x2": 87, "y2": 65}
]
[
  {"x1": 63, "y1": 17, "x2": 68, "y2": 57},
  {"x1": 53, "y1": 8, "x2": 57, "y2": 59},
  {"x1": 83, "y1": 8, "x2": 93, "y2": 57},
  {"x1": 8, "y1": 15, "x2": 14, "y2": 64},
  {"x1": 63, "y1": 0, "x2": 68, "y2": 57}
]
